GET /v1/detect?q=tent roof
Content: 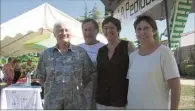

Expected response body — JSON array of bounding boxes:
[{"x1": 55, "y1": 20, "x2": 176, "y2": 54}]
[
  {"x1": 0, "y1": 3, "x2": 107, "y2": 57},
  {"x1": 0, "y1": 3, "x2": 81, "y2": 40}
]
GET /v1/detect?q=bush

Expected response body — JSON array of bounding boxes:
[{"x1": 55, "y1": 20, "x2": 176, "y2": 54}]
[
  {"x1": 185, "y1": 65, "x2": 195, "y2": 77},
  {"x1": 31, "y1": 57, "x2": 39, "y2": 63},
  {"x1": 187, "y1": 59, "x2": 195, "y2": 64},
  {"x1": 179, "y1": 60, "x2": 189, "y2": 75}
]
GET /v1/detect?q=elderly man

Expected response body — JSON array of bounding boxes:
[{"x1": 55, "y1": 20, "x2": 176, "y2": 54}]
[
  {"x1": 79, "y1": 18, "x2": 105, "y2": 109},
  {"x1": 35, "y1": 22, "x2": 96, "y2": 110}
]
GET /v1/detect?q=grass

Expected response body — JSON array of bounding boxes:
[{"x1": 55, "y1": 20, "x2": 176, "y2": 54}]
[{"x1": 179, "y1": 85, "x2": 195, "y2": 110}]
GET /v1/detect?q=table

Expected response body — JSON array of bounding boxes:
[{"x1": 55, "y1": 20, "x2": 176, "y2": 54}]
[
  {"x1": 1, "y1": 84, "x2": 43, "y2": 110},
  {"x1": 16, "y1": 77, "x2": 40, "y2": 84},
  {"x1": 0, "y1": 82, "x2": 7, "y2": 109}
]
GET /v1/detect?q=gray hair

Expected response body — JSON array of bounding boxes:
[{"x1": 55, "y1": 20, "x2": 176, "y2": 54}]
[{"x1": 53, "y1": 21, "x2": 66, "y2": 37}]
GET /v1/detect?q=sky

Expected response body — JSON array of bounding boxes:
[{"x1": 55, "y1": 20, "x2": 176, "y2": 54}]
[
  {"x1": 1, "y1": 0, "x2": 195, "y2": 42},
  {"x1": 0, "y1": 0, "x2": 105, "y2": 23}
]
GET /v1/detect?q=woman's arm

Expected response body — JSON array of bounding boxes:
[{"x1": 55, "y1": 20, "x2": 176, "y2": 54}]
[
  {"x1": 161, "y1": 46, "x2": 181, "y2": 110},
  {"x1": 167, "y1": 77, "x2": 181, "y2": 110}
]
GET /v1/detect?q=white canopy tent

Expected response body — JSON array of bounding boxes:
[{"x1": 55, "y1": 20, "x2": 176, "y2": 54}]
[
  {"x1": 23, "y1": 33, "x2": 87, "y2": 52},
  {"x1": 0, "y1": 3, "x2": 107, "y2": 57}
]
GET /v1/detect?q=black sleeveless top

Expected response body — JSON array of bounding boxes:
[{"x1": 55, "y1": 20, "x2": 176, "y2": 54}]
[{"x1": 96, "y1": 40, "x2": 129, "y2": 107}]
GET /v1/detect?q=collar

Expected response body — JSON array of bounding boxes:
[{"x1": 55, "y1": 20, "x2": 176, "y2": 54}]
[{"x1": 52, "y1": 43, "x2": 75, "y2": 53}]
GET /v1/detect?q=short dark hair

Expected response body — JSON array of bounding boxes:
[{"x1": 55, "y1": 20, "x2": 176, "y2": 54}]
[
  {"x1": 134, "y1": 15, "x2": 158, "y2": 32},
  {"x1": 82, "y1": 18, "x2": 99, "y2": 33},
  {"x1": 134, "y1": 15, "x2": 159, "y2": 41},
  {"x1": 8, "y1": 57, "x2": 13, "y2": 62},
  {"x1": 102, "y1": 16, "x2": 121, "y2": 32},
  {"x1": 13, "y1": 58, "x2": 20, "y2": 63}
]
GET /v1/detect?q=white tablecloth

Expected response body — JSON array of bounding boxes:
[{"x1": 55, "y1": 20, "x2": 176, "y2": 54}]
[{"x1": 1, "y1": 85, "x2": 43, "y2": 110}]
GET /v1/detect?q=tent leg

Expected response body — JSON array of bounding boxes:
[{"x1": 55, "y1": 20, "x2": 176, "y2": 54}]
[{"x1": 164, "y1": 0, "x2": 171, "y2": 48}]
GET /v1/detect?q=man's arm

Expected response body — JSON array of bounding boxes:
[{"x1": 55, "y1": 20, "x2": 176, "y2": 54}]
[
  {"x1": 161, "y1": 46, "x2": 181, "y2": 110},
  {"x1": 167, "y1": 77, "x2": 181, "y2": 110}
]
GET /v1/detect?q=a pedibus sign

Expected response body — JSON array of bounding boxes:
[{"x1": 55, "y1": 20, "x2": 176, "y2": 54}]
[{"x1": 114, "y1": 0, "x2": 163, "y2": 24}]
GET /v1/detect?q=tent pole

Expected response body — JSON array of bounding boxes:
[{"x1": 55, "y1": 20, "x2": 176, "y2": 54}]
[{"x1": 164, "y1": 0, "x2": 171, "y2": 48}]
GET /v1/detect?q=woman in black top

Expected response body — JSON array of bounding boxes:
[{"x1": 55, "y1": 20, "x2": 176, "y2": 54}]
[
  {"x1": 96, "y1": 16, "x2": 135, "y2": 109},
  {"x1": 12, "y1": 58, "x2": 22, "y2": 84}
]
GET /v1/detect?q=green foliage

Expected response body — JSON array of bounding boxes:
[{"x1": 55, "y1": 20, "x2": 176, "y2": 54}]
[
  {"x1": 20, "y1": 55, "x2": 30, "y2": 62},
  {"x1": 77, "y1": 4, "x2": 103, "y2": 33},
  {"x1": 1, "y1": 57, "x2": 7, "y2": 64},
  {"x1": 84, "y1": 4, "x2": 88, "y2": 19},
  {"x1": 90, "y1": 4, "x2": 101, "y2": 21},
  {"x1": 179, "y1": 54, "x2": 195, "y2": 76},
  {"x1": 185, "y1": 65, "x2": 195, "y2": 76},
  {"x1": 188, "y1": 51, "x2": 195, "y2": 64},
  {"x1": 180, "y1": 60, "x2": 189, "y2": 75},
  {"x1": 104, "y1": 7, "x2": 110, "y2": 18},
  {"x1": 78, "y1": 3, "x2": 89, "y2": 22},
  {"x1": 16, "y1": 53, "x2": 39, "y2": 63},
  {"x1": 31, "y1": 57, "x2": 39, "y2": 63},
  {"x1": 135, "y1": 40, "x2": 140, "y2": 48},
  {"x1": 77, "y1": 4, "x2": 102, "y2": 22},
  {"x1": 154, "y1": 32, "x2": 160, "y2": 42},
  {"x1": 120, "y1": 37, "x2": 129, "y2": 41},
  {"x1": 98, "y1": 22, "x2": 103, "y2": 34}
]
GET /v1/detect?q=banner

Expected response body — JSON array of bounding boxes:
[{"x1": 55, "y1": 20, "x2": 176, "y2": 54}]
[{"x1": 114, "y1": 0, "x2": 163, "y2": 24}]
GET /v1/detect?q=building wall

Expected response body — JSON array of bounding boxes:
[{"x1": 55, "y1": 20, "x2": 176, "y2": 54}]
[{"x1": 174, "y1": 44, "x2": 195, "y2": 64}]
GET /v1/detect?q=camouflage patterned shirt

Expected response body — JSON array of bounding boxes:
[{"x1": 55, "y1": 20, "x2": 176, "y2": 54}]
[{"x1": 35, "y1": 44, "x2": 96, "y2": 109}]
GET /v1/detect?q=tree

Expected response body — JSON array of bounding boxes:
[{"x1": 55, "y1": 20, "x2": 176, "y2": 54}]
[
  {"x1": 89, "y1": 4, "x2": 103, "y2": 33},
  {"x1": 98, "y1": 22, "x2": 103, "y2": 34},
  {"x1": 76, "y1": 2, "x2": 89, "y2": 22},
  {"x1": 77, "y1": 4, "x2": 103, "y2": 33},
  {"x1": 104, "y1": 7, "x2": 110, "y2": 18},
  {"x1": 90, "y1": 4, "x2": 101, "y2": 21},
  {"x1": 135, "y1": 40, "x2": 141, "y2": 48},
  {"x1": 120, "y1": 37, "x2": 129, "y2": 41},
  {"x1": 84, "y1": 3, "x2": 88, "y2": 19}
]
